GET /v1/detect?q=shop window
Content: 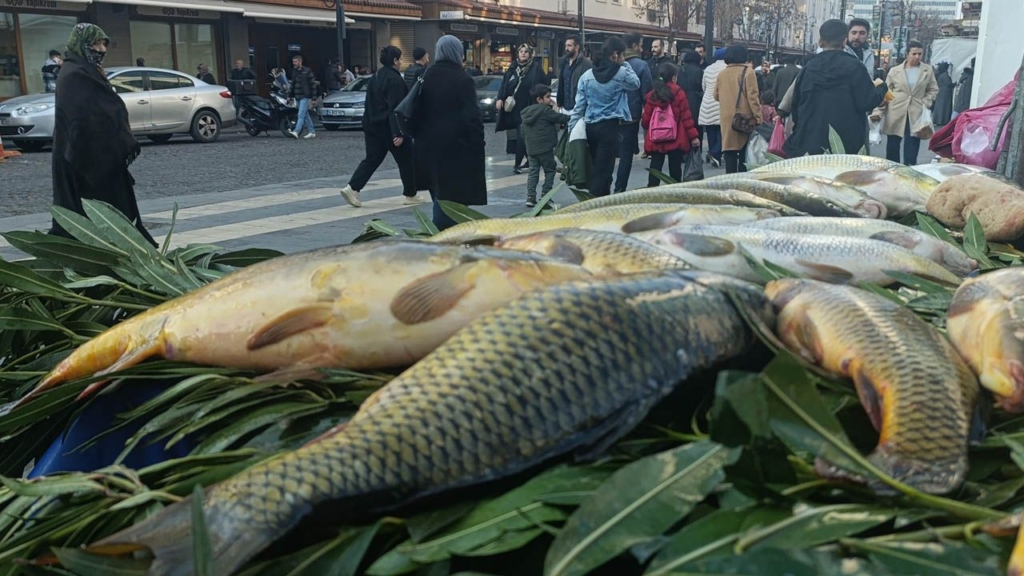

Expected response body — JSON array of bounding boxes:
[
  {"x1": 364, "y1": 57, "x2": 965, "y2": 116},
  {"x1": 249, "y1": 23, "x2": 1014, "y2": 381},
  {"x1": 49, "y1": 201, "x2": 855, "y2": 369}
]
[
  {"x1": 149, "y1": 71, "x2": 192, "y2": 91},
  {"x1": 18, "y1": 14, "x2": 78, "y2": 95},
  {"x1": 0, "y1": 12, "x2": 21, "y2": 98},
  {"x1": 110, "y1": 71, "x2": 146, "y2": 94},
  {"x1": 175, "y1": 23, "x2": 216, "y2": 82},
  {"x1": 130, "y1": 21, "x2": 173, "y2": 70}
]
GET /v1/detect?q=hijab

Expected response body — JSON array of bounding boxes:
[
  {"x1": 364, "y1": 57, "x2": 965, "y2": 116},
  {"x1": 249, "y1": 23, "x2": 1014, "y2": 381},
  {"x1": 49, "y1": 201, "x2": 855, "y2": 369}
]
[
  {"x1": 435, "y1": 35, "x2": 464, "y2": 65},
  {"x1": 66, "y1": 23, "x2": 110, "y2": 70},
  {"x1": 515, "y1": 44, "x2": 535, "y2": 78}
]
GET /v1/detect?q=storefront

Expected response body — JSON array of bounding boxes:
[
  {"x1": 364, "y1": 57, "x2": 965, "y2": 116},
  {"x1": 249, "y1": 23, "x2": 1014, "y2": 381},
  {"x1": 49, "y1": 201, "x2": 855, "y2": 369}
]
[
  {"x1": 0, "y1": 0, "x2": 87, "y2": 99},
  {"x1": 487, "y1": 25, "x2": 520, "y2": 73},
  {"x1": 444, "y1": 21, "x2": 482, "y2": 67},
  {"x1": 125, "y1": 4, "x2": 226, "y2": 82}
]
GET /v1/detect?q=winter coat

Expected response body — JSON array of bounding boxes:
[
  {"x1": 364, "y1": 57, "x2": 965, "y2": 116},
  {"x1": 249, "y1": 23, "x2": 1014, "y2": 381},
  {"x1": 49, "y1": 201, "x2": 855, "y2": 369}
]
[
  {"x1": 198, "y1": 71, "x2": 216, "y2": 85},
  {"x1": 403, "y1": 62, "x2": 426, "y2": 89},
  {"x1": 50, "y1": 54, "x2": 154, "y2": 246},
  {"x1": 770, "y1": 64, "x2": 799, "y2": 102},
  {"x1": 362, "y1": 65, "x2": 408, "y2": 138},
  {"x1": 646, "y1": 54, "x2": 672, "y2": 76},
  {"x1": 556, "y1": 55, "x2": 592, "y2": 111},
  {"x1": 42, "y1": 58, "x2": 61, "y2": 93},
  {"x1": 784, "y1": 50, "x2": 886, "y2": 157},
  {"x1": 568, "y1": 62, "x2": 641, "y2": 131},
  {"x1": 698, "y1": 60, "x2": 726, "y2": 126},
  {"x1": 640, "y1": 82, "x2": 699, "y2": 154},
  {"x1": 845, "y1": 44, "x2": 876, "y2": 76},
  {"x1": 289, "y1": 66, "x2": 316, "y2": 100},
  {"x1": 874, "y1": 63, "x2": 939, "y2": 136},
  {"x1": 496, "y1": 60, "x2": 549, "y2": 132},
  {"x1": 932, "y1": 67, "x2": 955, "y2": 126},
  {"x1": 416, "y1": 60, "x2": 487, "y2": 206},
  {"x1": 623, "y1": 52, "x2": 653, "y2": 124},
  {"x1": 678, "y1": 63, "x2": 704, "y2": 123},
  {"x1": 953, "y1": 67, "x2": 974, "y2": 113},
  {"x1": 230, "y1": 67, "x2": 256, "y2": 81},
  {"x1": 715, "y1": 64, "x2": 763, "y2": 151},
  {"x1": 521, "y1": 103, "x2": 569, "y2": 156}
]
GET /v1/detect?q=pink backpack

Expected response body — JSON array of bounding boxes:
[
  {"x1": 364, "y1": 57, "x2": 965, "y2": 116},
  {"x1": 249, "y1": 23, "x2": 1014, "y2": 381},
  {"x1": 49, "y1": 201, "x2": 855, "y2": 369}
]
[{"x1": 649, "y1": 103, "x2": 678, "y2": 143}]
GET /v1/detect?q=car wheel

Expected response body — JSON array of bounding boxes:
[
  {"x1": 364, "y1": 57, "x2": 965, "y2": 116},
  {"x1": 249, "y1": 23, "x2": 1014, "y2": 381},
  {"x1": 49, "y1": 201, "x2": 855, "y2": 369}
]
[
  {"x1": 12, "y1": 140, "x2": 46, "y2": 153},
  {"x1": 190, "y1": 110, "x2": 221, "y2": 143},
  {"x1": 147, "y1": 134, "x2": 174, "y2": 144},
  {"x1": 323, "y1": 123, "x2": 341, "y2": 131}
]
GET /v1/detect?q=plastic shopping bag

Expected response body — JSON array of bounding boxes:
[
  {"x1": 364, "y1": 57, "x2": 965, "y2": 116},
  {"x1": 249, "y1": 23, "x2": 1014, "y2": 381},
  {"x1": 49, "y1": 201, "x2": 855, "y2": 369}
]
[
  {"x1": 912, "y1": 108, "x2": 935, "y2": 140},
  {"x1": 767, "y1": 117, "x2": 787, "y2": 158},
  {"x1": 869, "y1": 119, "x2": 882, "y2": 146},
  {"x1": 683, "y1": 148, "x2": 705, "y2": 181},
  {"x1": 746, "y1": 133, "x2": 769, "y2": 168}
]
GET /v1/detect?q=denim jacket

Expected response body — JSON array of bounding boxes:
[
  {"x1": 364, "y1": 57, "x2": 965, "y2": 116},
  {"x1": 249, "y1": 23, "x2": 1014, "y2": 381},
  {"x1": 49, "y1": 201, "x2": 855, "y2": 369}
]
[{"x1": 569, "y1": 63, "x2": 641, "y2": 132}]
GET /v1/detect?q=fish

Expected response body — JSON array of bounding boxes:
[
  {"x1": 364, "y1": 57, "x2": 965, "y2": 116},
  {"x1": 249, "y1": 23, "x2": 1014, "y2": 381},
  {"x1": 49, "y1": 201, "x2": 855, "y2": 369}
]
[
  {"x1": 633, "y1": 225, "x2": 963, "y2": 286},
  {"x1": 23, "y1": 240, "x2": 593, "y2": 405},
  {"x1": 912, "y1": 162, "x2": 998, "y2": 183},
  {"x1": 1011, "y1": 516, "x2": 1024, "y2": 576},
  {"x1": 745, "y1": 217, "x2": 978, "y2": 276},
  {"x1": 718, "y1": 173, "x2": 889, "y2": 219},
  {"x1": 751, "y1": 154, "x2": 939, "y2": 216},
  {"x1": 85, "y1": 272, "x2": 774, "y2": 576},
  {"x1": 552, "y1": 186, "x2": 804, "y2": 216},
  {"x1": 764, "y1": 278, "x2": 980, "y2": 494},
  {"x1": 682, "y1": 177, "x2": 864, "y2": 217},
  {"x1": 946, "y1": 268, "x2": 1024, "y2": 413},
  {"x1": 494, "y1": 229, "x2": 692, "y2": 275},
  {"x1": 427, "y1": 204, "x2": 783, "y2": 245}
]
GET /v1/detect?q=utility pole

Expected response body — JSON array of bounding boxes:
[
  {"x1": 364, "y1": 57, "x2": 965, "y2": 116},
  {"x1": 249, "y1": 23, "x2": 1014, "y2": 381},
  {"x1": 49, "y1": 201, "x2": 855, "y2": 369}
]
[
  {"x1": 840, "y1": 0, "x2": 847, "y2": 21},
  {"x1": 704, "y1": 0, "x2": 715, "y2": 61},
  {"x1": 323, "y1": 0, "x2": 346, "y2": 66},
  {"x1": 579, "y1": 0, "x2": 586, "y2": 47}
]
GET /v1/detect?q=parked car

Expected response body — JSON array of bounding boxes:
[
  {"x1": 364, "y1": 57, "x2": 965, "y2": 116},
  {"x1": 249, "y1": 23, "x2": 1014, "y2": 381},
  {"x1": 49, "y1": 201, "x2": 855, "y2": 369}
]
[
  {"x1": 317, "y1": 77, "x2": 371, "y2": 130},
  {"x1": 473, "y1": 75, "x2": 502, "y2": 122},
  {"x1": 0, "y1": 66, "x2": 236, "y2": 152}
]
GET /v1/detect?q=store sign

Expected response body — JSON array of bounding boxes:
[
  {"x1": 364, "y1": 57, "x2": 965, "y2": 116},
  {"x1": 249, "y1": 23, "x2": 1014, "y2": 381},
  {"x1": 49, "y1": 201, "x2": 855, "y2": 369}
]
[
  {"x1": 439, "y1": 10, "x2": 464, "y2": 20},
  {"x1": 136, "y1": 6, "x2": 219, "y2": 19},
  {"x1": 449, "y1": 23, "x2": 478, "y2": 33},
  {"x1": 1, "y1": 0, "x2": 88, "y2": 11},
  {"x1": 288, "y1": 43, "x2": 302, "y2": 52},
  {"x1": 493, "y1": 26, "x2": 518, "y2": 37},
  {"x1": 537, "y1": 31, "x2": 555, "y2": 39}
]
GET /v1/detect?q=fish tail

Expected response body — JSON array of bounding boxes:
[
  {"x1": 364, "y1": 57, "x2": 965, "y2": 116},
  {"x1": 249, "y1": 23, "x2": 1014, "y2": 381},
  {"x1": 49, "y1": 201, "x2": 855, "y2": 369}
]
[
  {"x1": 866, "y1": 444, "x2": 967, "y2": 495},
  {"x1": 20, "y1": 311, "x2": 168, "y2": 406}
]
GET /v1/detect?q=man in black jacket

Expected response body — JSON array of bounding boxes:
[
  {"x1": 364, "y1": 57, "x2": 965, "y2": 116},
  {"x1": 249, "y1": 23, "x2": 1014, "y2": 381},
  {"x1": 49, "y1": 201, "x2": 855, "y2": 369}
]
[
  {"x1": 288, "y1": 54, "x2": 318, "y2": 139},
  {"x1": 770, "y1": 56, "x2": 799, "y2": 104},
  {"x1": 403, "y1": 47, "x2": 429, "y2": 88},
  {"x1": 556, "y1": 35, "x2": 592, "y2": 113},
  {"x1": 784, "y1": 19, "x2": 888, "y2": 157},
  {"x1": 196, "y1": 63, "x2": 215, "y2": 85},
  {"x1": 646, "y1": 38, "x2": 672, "y2": 73}
]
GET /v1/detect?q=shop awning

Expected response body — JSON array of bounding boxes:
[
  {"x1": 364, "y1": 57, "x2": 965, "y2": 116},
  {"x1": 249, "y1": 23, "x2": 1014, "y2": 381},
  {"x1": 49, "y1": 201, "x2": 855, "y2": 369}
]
[
  {"x1": 95, "y1": 0, "x2": 244, "y2": 12},
  {"x1": 224, "y1": 2, "x2": 356, "y2": 24}
]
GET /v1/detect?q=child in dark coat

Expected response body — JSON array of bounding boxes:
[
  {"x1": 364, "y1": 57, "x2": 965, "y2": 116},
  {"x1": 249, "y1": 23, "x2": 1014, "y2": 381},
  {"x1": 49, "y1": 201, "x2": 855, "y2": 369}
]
[
  {"x1": 641, "y1": 63, "x2": 700, "y2": 187},
  {"x1": 520, "y1": 84, "x2": 570, "y2": 207}
]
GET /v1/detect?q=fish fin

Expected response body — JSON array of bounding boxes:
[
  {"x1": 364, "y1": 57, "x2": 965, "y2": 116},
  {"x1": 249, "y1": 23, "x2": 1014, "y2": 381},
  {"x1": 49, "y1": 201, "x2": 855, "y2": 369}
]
[
  {"x1": 541, "y1": 238, "x2": 586, "y2": 265},
  {"x1": 867, "y1": 444, "x2": 967, "y2": 495},
  {"x1": 834, "y1": 170, "x2": 883, "y2": 187},
  {"x1": 390, "y1": 265, "x2": 476, "y2": 325},
  {"x1": 621, "y1": 211, "x2": 682, "y2": 234},
  {"x1": 253, "y1": 353, "x2": 335, "y2": 384},
  {"x1": 851, "y1": 365, "x2": 884, "y2": 432},
  {"x1": 573, "y1": 403, "x2": 645, "y2": 462},
  {"x1": 247, "y1": 304, "x2": 335, "y2": 351},
  {"x1": 665, "y1": 231, "x2": 736, "y2": 256},
  {"x1": 869, "y1": 231, "x2": 921, "y2": 250},
  {"x1": 794, "y1": 260, "x2": 854, "y2": 284}
]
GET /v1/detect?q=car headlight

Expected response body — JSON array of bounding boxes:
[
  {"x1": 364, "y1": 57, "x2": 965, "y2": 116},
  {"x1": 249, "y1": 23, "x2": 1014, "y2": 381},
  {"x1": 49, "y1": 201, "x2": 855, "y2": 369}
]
[
  {"x1": 15, "y1": 103, "x2": 53, "y2": 115},
  {"x1": 479, "y1": 98, "x2": 494, "y2": 105}
]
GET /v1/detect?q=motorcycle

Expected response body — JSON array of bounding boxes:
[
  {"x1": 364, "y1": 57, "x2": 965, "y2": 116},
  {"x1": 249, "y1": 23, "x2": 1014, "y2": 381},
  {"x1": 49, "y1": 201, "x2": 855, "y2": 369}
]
[{"x1": 235, "y1": 78, "x2": 298, "y2": 138}]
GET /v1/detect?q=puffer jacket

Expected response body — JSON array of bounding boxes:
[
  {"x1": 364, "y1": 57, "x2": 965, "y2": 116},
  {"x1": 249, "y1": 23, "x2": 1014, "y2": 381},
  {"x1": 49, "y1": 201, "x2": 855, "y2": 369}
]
[
  {"x1": 641, "y1": 82, "x2": 699, "y2": 154},
  {"x1": 290, "y1": 66, "x2": 317, "y2": 100},
  {"x1": 698, "y1": 60, "x2": 726, "y2": 126}
]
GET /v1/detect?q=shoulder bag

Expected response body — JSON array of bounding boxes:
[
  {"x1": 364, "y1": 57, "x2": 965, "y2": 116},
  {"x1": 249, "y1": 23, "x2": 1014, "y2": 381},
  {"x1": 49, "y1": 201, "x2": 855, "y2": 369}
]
[
  {"x1": 504, "y1": 67, "x2": 527, "y2": 113},
  {"x1": 731, "y1": 66, "x2": 757, "y2": 135},
  {"x1": 394, "y1": 75, "x2": 422, "y2": 136}
]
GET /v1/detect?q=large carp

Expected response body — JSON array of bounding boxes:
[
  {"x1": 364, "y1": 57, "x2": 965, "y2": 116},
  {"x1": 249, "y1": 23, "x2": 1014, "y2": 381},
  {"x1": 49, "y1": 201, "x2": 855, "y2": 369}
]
[
  {"x1": 494, "y1": 229, "x2": 692, "y2": 274},
  {"x1": 552, "y1": 187, "x2": 803, "y2": 215},
  {"x1": 23, "y1": 240, "x2": 593, "y2": 404},
  {"x1": 86, "y1": 272, "x2": 774, "y2": 575},
  {"x1": 765, "y1": 279, "x2": 980, "y2": 494}
]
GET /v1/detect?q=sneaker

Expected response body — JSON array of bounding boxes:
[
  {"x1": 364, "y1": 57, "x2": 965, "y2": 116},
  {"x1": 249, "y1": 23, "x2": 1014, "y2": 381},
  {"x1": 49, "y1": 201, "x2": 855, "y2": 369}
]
[
  {"x1": 710, "y1": 156, "x2": 721, "y2": 168},
  {"x1": 287, "y1": 130, "x2": 298, "y2": 139},
  {"x1": 339, "y1": 185, "x2": 362, "y2": 207},
  {"x1": 403, "y1": 195, "x2": 425, "y2": 205},
  {"x1": 303, "y1": 132, "x2": 316, "y2": 139},
  {"x1": 526, "y1": 196, "x2": 537, "y2": 208},
  {"x1": 513, "y1": 167, "x2": 523, "y2": 175}
]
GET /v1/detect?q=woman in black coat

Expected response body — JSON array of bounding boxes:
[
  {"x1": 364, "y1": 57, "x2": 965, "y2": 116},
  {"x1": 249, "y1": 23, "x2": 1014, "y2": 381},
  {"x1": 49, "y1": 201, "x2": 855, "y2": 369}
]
[
  {"x1": 50, "y1": 23, "x2": 156, "y2": 246},
  {"x1": 678, "y1": 50, "x2": 705, "y2": 142},
  {"x1": 416, "y1": 35, "x2": 486, "y2": 231},
  {"x1": 496, "y1": 44, "x2": 549, "y2": 173},
  {"x1": 932, "y1": 61, "x2": 954, "y2": 126}
]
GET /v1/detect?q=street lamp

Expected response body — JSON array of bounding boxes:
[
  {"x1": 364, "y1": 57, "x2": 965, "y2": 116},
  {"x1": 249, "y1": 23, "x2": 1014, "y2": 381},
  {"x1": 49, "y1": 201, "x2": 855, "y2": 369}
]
[{"x1": 321, "y1": 0, "x2": 346, "y2": 66}]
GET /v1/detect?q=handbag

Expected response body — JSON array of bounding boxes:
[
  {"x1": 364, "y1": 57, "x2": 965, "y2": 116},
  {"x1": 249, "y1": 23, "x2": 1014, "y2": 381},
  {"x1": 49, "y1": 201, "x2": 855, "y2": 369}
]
[
  {"x1": 767, "y1": 117, "x2": 787, "y2": 158},
  {"x1": 504, "y1": 67, "x2": 527, "y2": 113},
  {"x1": 394, "y1": 75, "x2": 422, "y2": 136},
  {"x1": 731, "y1": 66, "x2": 757, "y2": 135},
  {"x1": 682, "y1": 148, "x2": 704, "y2": 181}
]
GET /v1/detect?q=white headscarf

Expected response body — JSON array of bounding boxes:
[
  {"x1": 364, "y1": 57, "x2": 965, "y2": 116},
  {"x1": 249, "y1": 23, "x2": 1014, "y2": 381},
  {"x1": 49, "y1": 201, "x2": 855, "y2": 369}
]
[{"x1": 436, "y1": 35, "x2": 464, "y2": 65}]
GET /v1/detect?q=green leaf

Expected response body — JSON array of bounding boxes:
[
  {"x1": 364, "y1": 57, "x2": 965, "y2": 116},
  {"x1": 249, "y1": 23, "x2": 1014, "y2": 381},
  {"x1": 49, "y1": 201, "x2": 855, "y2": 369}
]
[
  {"x1": 843, "y1": 538, "x2": 1001, "y2": 576},
  {"x1": 2, "y1": 231, "x2": 121, "y2": 275},
  {"x1": 881, "y1": 270, "x2": 954, "y2": 294},
  {"x1": 0, "y1": 306, "x2": 73, "y2": 335},
  {"x1": 52, "y1": 548, "x2": 151, "y2": 576},
  {"x1": 128, "y1": 250, "x2": 187, "y2": 297},
  {"x1": 161, "y1": 203, "x2": 179, "y2": 256},
  {"x1": 208, "y1": 248, "x2": 283, "y2": 268},
  {"x1": 645, "y1": 508, "x2": 750, "y2": 574},
  {"x1": 569, "y1": 188, "x2": 594, "y2": 203},
  {"x1": 544, "y1": 441, "x2": 740, "y2": 576},
  {"x1": 438, "y1": 201, "x2": 490, "y2": 224},
  {"x1": 527, "y1": 183, "x2": 565, "y2": 217},
  {"x1": 962, "y1": 213, "x2": 998, "y2": 269},
  {"x1": 412, "y1": 208, "x2": 440, "y2": 236},
  {"x1": 915, "y1": 213, "x2": 957, "y2": 245},
  {"x1": 763, "y1": 152, "x2": 785, "y2": 164},
  {"x1": 827, "y1": 125, "x2": 846, "y2": 155},
  {"x1": 191, "y1": 484, "x2": 214, "y2": 576},
  {"x1": 0, "y1": 259, "x2": 77, "y2": 298},
  {"x1": 667, "y1": 546, "x2": 821, "y2": 575},
  {"x1": 0, "y1": 474, "x2": 106, "y2": 497},
  {"x1": 645, "y1": 168, "x2": 678, "y2": 185},
  {"x1": 736, "y1": 503, "x2": 894, "y2": 552},
  {"x1": 368, "y1": 219, "x2": 402, "y2": 237},
  {"x1": 50, "y1": 205, "x2": 129, "y2": 256},
  {"x1": 81, "y1": 199, "x2": 161, "y2": 260}
]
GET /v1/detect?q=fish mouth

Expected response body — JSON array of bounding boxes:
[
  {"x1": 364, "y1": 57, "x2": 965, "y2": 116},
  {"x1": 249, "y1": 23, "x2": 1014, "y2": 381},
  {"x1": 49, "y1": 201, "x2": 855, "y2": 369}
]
[{"x1": 983, "y1": 360, "x2": 1024, "y2": 413}]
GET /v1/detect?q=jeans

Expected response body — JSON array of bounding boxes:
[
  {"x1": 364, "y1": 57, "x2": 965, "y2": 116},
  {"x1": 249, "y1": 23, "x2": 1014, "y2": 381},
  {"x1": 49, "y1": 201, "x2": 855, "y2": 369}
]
[
  {"x1": 349, "y1": 128, "x2": 417, "y2": 197},
  {"x1": 586, "y1": 119, "x2": 623, "y2": 197},
  {"x1": 614, "y1": 121, "x2": 641, "y2": 192},
  {"x1": 293, "y1": 98, "x2": 315, "y2": 135},
  {"x1": 647, "y1": 149, "x2": 684, "y2": 187},
  {"x1": 704, "y1": 125, "x2": 722, "y2": 162},
  {"x1": 724, "y1": 142, "x2": 748, "y2": 174},
  {"x1": 886, "y1": 118, "x2": 921, "y2": 166},
  {"x1": 527, "y1": 150, "x2": 557, "y2": 200}
]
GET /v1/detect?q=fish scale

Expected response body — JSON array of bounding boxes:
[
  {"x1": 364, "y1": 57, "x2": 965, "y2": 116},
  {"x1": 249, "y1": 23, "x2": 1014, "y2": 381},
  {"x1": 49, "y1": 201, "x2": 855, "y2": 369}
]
[
  {"x1": 92, "y1": 272, "x2": 772, "y2": 576},
  {"x1": 766, "y1": 279, "x2": 979, "y2": 494}
]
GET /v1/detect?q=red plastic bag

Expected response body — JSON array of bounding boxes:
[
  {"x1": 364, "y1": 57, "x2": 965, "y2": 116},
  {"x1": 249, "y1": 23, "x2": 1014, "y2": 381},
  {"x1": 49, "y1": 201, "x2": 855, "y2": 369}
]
[
  {"x1": 767, "y1": 117, "x2": 787, "y2": 158},
  {"x1": 930, "y1": 72, "x2": 1019, "y2": 167}
]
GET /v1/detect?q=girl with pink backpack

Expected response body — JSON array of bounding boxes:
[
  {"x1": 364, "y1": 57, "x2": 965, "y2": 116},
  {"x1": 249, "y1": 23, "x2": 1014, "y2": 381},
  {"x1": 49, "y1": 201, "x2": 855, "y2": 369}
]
[{"x1": 641, "y1": 62, "x2": 701, "y2": 187}]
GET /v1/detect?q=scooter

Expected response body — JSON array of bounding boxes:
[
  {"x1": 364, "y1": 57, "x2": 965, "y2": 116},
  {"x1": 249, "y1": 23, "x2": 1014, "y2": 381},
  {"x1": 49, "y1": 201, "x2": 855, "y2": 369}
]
[{"x1": 236, "y1": 80, "x2": 298, "y2": 138}]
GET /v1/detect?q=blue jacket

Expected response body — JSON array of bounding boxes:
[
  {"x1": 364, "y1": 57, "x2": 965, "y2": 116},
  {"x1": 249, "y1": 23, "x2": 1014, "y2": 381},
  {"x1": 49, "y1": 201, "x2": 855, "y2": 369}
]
[
  {"x1": 569, "y1": 63, "x2": 640, "y2": 132},
  {"x1": 623, "y1": 53, "x2": 653, "y2": 123}
]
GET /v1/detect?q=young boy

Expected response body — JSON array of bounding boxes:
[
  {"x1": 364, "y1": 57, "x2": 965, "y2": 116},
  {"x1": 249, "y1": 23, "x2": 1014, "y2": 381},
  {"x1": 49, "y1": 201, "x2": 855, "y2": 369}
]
[{"x1": 520, "y1": 84, "x2": 570, "y2": 207}]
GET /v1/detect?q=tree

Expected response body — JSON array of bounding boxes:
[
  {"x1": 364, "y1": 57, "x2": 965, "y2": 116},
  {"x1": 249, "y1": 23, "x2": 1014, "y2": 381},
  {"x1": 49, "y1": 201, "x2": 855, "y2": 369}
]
[
  {"x1": 910, "y1": 9, "x2": 949, "y2": 52},
  {"x1": 632, "y1": 0, "x2": 700, "y2": 45}
]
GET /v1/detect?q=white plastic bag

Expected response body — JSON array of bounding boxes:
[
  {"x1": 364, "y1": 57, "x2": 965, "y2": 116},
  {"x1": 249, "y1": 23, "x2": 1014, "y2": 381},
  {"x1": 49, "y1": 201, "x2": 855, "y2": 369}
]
[
  {"x1": 746, "y1": 133, "x2": 769, "y2": 168},
  {"x1": 869, "y1": 119, "x2": 882, "y2": 145},
  {"x1": 912, "y1": 108, "x2": 935, "y2": 139}
]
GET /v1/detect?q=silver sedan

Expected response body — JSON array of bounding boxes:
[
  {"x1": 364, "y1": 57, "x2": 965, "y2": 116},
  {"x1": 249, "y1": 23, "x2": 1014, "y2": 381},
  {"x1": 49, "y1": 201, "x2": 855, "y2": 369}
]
[{"x1": 0, "y1": 66, "x2": 236, "y2": 152}]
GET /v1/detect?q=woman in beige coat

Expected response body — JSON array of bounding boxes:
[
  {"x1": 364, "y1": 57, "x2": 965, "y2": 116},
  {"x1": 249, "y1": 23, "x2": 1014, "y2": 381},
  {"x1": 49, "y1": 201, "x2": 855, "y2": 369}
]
[
  {"x1": 870, "y1": 41, "x2": 938, "y2": 165},
  {"x1": 715, "y1": 44, "x2": 763, "y2": 173}
]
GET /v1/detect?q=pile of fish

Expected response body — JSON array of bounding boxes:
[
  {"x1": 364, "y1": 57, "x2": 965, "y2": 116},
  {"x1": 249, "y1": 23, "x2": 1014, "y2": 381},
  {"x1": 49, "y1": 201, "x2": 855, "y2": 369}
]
[{"x1": 15, "y1": 155, "x2": 1024, "y2": 575}]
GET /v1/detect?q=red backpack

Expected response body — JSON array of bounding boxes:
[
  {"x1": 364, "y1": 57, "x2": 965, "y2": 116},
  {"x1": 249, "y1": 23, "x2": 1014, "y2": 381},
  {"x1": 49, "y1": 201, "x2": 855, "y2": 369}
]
[{"x1": 649, "y1": 103, "x2": 678, "y2": 143}]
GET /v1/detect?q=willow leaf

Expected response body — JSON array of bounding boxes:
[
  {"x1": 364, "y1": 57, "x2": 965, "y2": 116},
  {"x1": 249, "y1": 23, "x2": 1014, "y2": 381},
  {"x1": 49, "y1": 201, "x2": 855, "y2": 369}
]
[
  {"x1": 0, "y1": 307, "x2": 71, "y2": 335},
  {"x1": 0, "y1": 259, "x2": 76, "y2": 298},
  {"x1": 2, "y1": 231, "x2": 121, "y2": 274},
  {"x1": 843, "y1": 538, "x2": 1000, "y2": 575},
  {"x1": 194, "y1": 403, "x2": 325, "y2": 454},
  {"x1": 544, "y1": 441, "x2": 739, "y2": 576},
  {"x1": 50, "y1": 205, "x2": 129, "y2": 256},
  {"x1": 367, "y1": 219, "x2": 402, "y2": 237},
  {"x1": 438, "y1": 201, "x2": 489, "y2": 224},
  {"x1": 53, "y1": 547, "x2": 151, "y2": 576},
  {"x1": 82, "y1": 199, "x2": 161, "y2": 260},
  {"x1": 882, "y1": 270, "x2": 955, "y2": 293},
  {"x1": 191, "y1": 484, "x2": 214, "y2": 576},
  {"x1": 736, "y1": 503, "x2": 894, "y2": 552},
  {"x1": 915, "y1": 212, "x2": 957, "y2": 245},
  {"x1": 208, "y1": 248, "x2": 283, "y2": 268},
  {"x1": 411, "y1": 208, "x2": 439, "y2": 236},
  {"x1": 644, "y1": 508, "x2": 749, "y2": 575},
  {"x1": 827, "y1": 126, "x2": 846, "y2": 155},
  {"x1": 645, "y1": 168, "x2": 677, "y2": 185},
  {"x1": 0, "y1": 475, "x2": 106, "y2": 498},
  {"x1": 569, "y1": 188, "x2": 594, "y2": 203},
  {"x1": 527, "y1": 182, "x2": 564, "y2": 217}
]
